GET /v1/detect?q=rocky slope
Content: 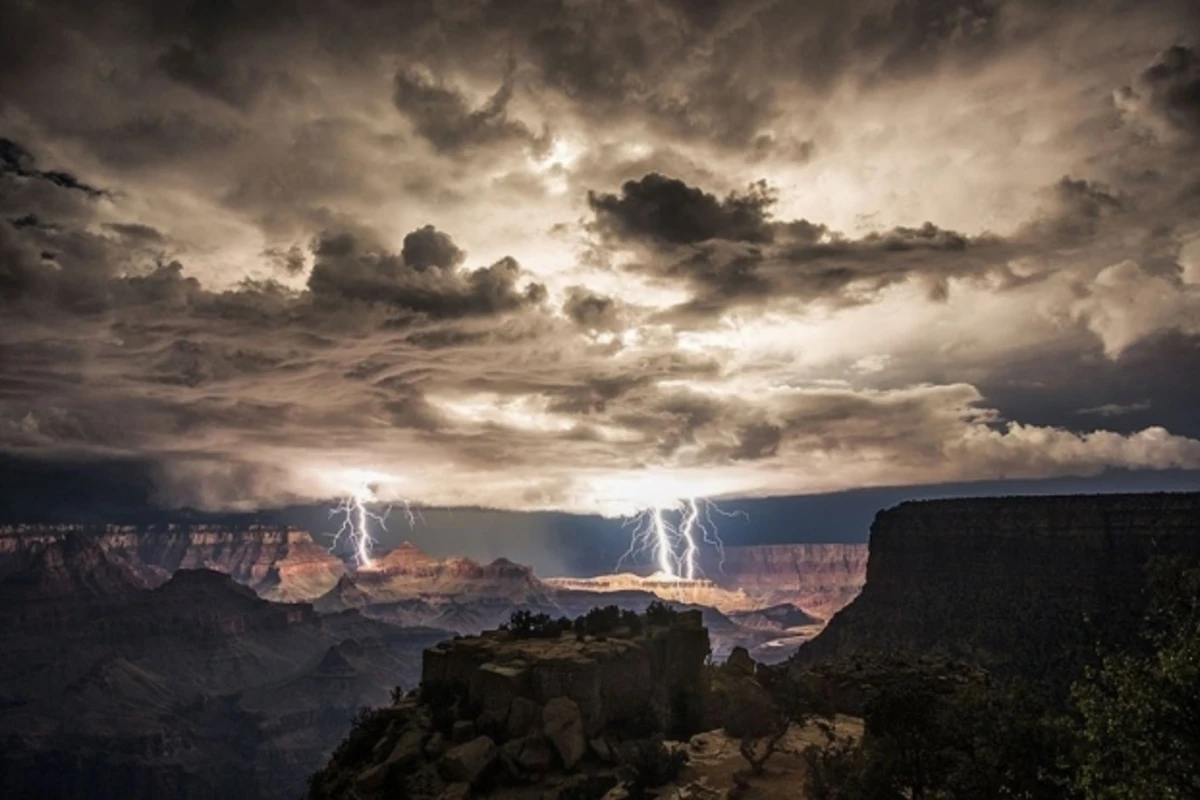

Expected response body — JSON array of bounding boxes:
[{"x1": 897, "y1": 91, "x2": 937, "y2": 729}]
[
  {"x1": 0, "y1": 523, "x2": 345, "y2": 601},
  {"x1": 0, "y1": 535, "x2": 449, "y2": 800},
  {"x1": 309, "y1": 608, "x2": 712, "y2": 799},
  {"x1": 796, "y1": 492, "x2": 1200, "y2": 685},
  {"x1": 701, "y1": 544, "x2": 868, "y2": 620}
]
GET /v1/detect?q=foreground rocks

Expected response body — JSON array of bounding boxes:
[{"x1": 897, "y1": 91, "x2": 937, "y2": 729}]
[{"x1": 309, "y1": 608, "x2": 712, "y2": 799}]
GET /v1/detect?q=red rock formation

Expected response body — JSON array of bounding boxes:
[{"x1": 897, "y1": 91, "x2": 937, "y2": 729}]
[
  {"x1": 352, "y1": 543, "x2": 544, "y2": 602},
  {"x1": 701, "y1": 544, "x2": 868, "y2": 620},
  {"x1": 0, "y1": 523, "x2": 345, "y2": 601}
]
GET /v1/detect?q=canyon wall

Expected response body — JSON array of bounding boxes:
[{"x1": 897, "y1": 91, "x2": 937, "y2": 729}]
[
  {"x1": 0, "y1": 534, "x2": 446, "y2": 800},
  {"x1": 702, "y1": 543, "x2": 868, "y2": 620},
  {"x1": 0, "y1": 524, "x2": 344, "y2": 601},
  {"x1": 797, "y1": 493, "x2": 1200, "y2": 683}
]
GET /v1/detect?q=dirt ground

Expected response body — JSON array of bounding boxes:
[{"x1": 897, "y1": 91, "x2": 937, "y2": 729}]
[{"x1": 664, "y1": 715, "x2": 865, "y2": 799}]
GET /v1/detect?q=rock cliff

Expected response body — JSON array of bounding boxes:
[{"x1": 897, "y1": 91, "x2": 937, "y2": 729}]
[
  {"x1": 309, "y1": 608, "x2": 712, "y2": 799},
  {"x1": 701, "y1": 543, "x2": 868, "y2": 620},
  {"x1": 797, "y1": 492, "x2": 1200, "y2": 685},
  {"x1": 0, "y1": 523, "x2": 345, "y2": 601}
]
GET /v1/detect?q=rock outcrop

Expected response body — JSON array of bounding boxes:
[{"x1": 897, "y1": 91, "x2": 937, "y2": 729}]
[
  {"x1": 310, "y1": 608, "x2": 713, "y2": 799},
  {"x1": 0, "y1": 523, "x2": 345, "y2": 601},
  {"x1": 701, "y1": 544, "x2": 868, "y2": 620},
  {"x1": 796, "y1": 493, "x2": 1200, "y2": 686},
  {"x1": 353, "y1": 542, "x2": 547, "y2": 602},
  {"x1": 422, "y1": 609, "x2": 711, "y2": 739}
]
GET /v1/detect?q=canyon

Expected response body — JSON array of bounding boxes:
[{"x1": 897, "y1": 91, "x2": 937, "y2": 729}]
[
  {"x1": 0, "y1": 534, "x2": 448, "y2": 800},
  {"x1": 0, "y1": 523, "x2": 347, "y2": 601},
  {"x1": 0, "y1": 525, "x2": 862, "y2": 798},
  {"x1": 701, "y1": 543, "x2": 869, "y2": 620}
]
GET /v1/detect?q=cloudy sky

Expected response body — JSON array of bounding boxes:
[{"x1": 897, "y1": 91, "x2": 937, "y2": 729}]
[{"x1": 2, "y1": 0, "x2": 1199, "y2": 517}]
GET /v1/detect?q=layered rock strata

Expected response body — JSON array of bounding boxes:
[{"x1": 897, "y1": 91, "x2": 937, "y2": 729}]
[{"x1": 0, "y1": 523, "x2": 344, "y2": 600}]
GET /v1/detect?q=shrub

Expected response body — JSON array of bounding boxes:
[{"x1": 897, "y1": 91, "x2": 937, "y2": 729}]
[
  {"x1": 502, "y1": 609, "x2": 571, "y2": 639},
  {"x1": 645, "y1": 600, "x2": 677, "y2": 627},
  {"x1": 583, "y1": 605, "x2": 622, "y2": 635},
  {"x1": 618, "y1": 737, "x2": 688, "y2": 794},
  {"x1": 306, "y1": 706, "x2": 391, "y2": 799}
]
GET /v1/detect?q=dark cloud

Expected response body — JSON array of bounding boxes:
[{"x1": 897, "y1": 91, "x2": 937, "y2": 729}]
[
  {"x1": 1117, "y1": 44, "x2": 1200, "y2": 140},
  {"x1": 393, "y1": 68, "x2": 546, "y2": 155},
  {"x1": 589, "y1": 172, "x2": 1009, "y2": 314},
  {"x1": 1, "y1": 0, "x2": 1199, "y2": 512},
  {"x1": 402, "y1": 224, "x2": 466, "y2": 271},
  {"x1": 562, "y1": 287, "x2": 622, "y2": 330},
  {"x1": 157, "y1": 42, "x2": 268, "y2": 108},
  {"x1": 588, "y1": 172, "x2": 775, "y2": 245},
  {"x1": 0, "y1": 137, "x2": 107, "y2": 198},
  {"x1": 307, "y1": 229, "x2": 546, "y2": 318},
  {"x1": 729, "y1": 423, "x2": 783, "y2": 461},
  {"x1": 263, "y1": 243, "x2": 306, "y2": 274},
  {"x1": 104, "y1": 222, "x2": 169, "y2": 243}
]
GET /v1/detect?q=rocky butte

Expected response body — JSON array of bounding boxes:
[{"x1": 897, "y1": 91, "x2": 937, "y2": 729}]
[
  {"x1": 796, "y1": 492, "x2": 1200, "y2": 688},
  {"x1": 309, "y1": 607, "x2": 712, "y2": 799}
]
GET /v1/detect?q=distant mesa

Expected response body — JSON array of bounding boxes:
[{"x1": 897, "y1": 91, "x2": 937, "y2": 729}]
[{"x1": 544, "y1": 571, "x2": 760, "y2": 614}]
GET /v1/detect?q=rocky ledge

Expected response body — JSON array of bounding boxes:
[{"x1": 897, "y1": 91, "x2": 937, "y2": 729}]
[{"x1": 309, "y1": 608, "x2": 711, "y2": 799}]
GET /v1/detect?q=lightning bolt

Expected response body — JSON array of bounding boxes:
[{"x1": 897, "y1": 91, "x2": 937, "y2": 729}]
[
  {"x1": 329, "y1": 486, "x2": 404, "y2": 569},
  {"x1": 616, "y1": 498, "x2": 745, "y2": 580}
]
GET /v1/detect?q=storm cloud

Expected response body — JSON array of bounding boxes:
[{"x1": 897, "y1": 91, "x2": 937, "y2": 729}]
[{"x1": 1, "y1": 0, "x2": 1199, "y2": 513}]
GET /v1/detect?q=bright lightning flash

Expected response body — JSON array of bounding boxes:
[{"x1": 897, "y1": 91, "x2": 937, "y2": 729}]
[
  {"x1": 329, "y1": 483, "x2": 420, "y2": 568},
  {"x1": 619, "y1": 498, "x2": 744, "y2": 580}
]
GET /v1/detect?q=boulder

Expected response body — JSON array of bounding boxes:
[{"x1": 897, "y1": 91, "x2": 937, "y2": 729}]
[
  {"x1": 590, "y1": 737, "x2": 615, "y2": 763},
  {"x1": 507, "y1": 696, "x2": 541, "y2": 738},
  {"x1": 542, "y1": 773, "x2": 618, "y2": 799},
  {"x1": 499, "y1": 735, "x2": 555, "y2": 778},
  {"x1": 354, "y1": 762, "x2": 389, "y2": 793},
  {"x1": 515, "y1": 737, "x2": 554, "y2": 774},
  {"x1": 543, "y1": 697, "x2": 586, "y2": 769},
  {"x1": 438, "y1": 783, "x2": 471, "y2": 800},
  {"x1": 425, "y1": 731, "x2": 448, "y2": 759},
  {"x1": 439, "y1": 735, "x2": 496, "y2": 785},
  {"x1": 470, "y1": 662, "x2": 529, "y2": 726},
  {"x1": 451, "y1": 719, "x2": 476, "y2": 743},
  {"x1": 370, "y1": 720, "x2": 398, "y2": 759},
  {"x1": 531, "y1": 654, "x2": 604, "y2": 733}
]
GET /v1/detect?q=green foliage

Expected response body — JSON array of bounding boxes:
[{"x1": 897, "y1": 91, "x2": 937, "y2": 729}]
[
  {"x1": 306, "y1": 706, "x2": 391, "y2": 799},
  {"x1": 802, "y1": 723, "x2": 888, "y2": 800},
  {"x1": 796, "y1": 667, "x2": 1076, "y2": 799},
  {"x1": 1073, "y1": 558, "x2": 1200, "y2": 799},
  {"x1": 645, "y1": 600, "x2": 677, "y2": 626},
  {"x1": 714, "y1": 665, "x2": 820, "y2": 776},
  {"x1": 574, "y1": 604, "x2": 623, "y2": 636},
  {"x1": 617, "y1": 737, "x2": 688, "y2": 795},
  {"x1": 621, "y1": 608, "x2": 644, "y2": 636},
  {"x1": 502, "y1": 609, "x2": 572, "y2": 639}
]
